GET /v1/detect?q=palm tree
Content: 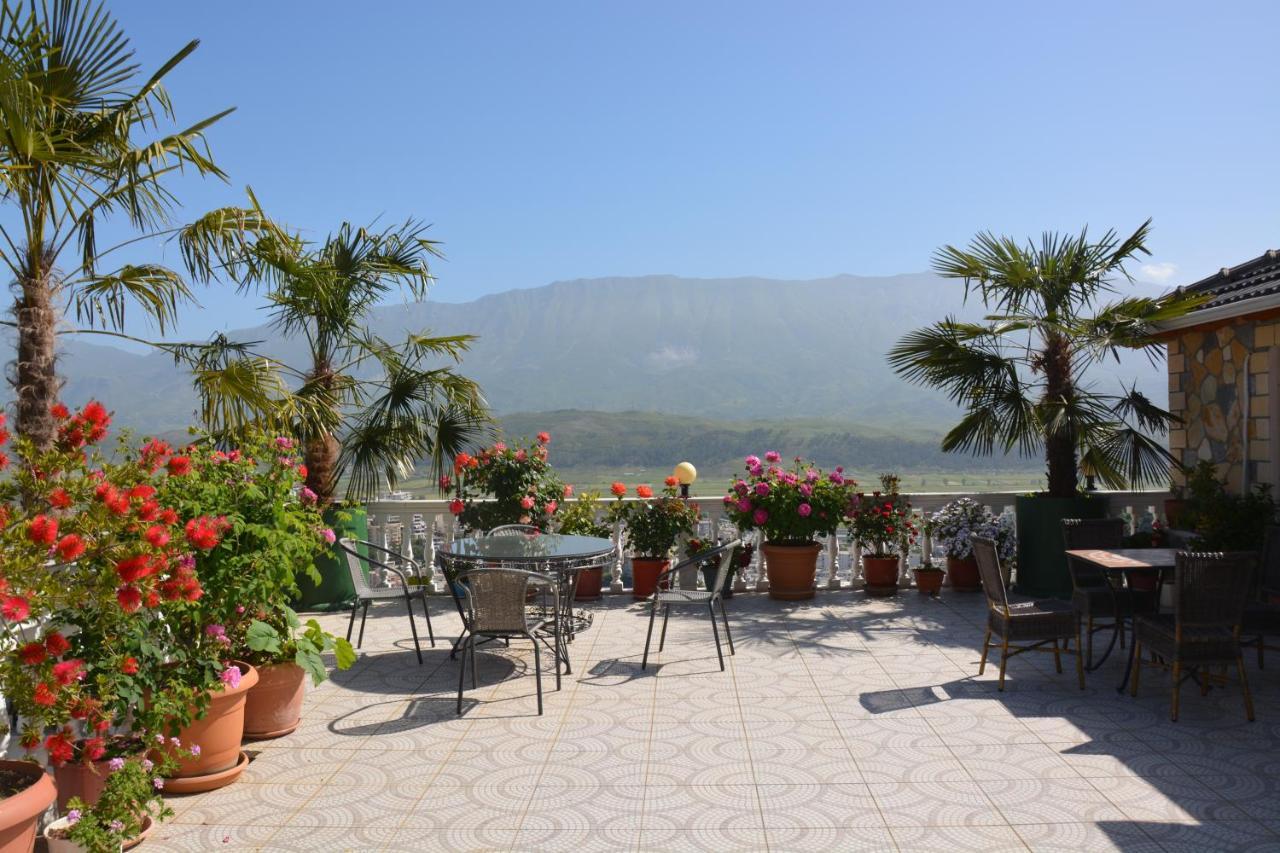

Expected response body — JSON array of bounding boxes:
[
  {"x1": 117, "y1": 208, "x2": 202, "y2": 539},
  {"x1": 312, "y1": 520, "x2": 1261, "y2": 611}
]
[
  {"x1": 172, "y1": 220, "x2": 491, "y2": 504},
  {"x1": 888, "y1": 220, "x2": 1203, "y2": 497},
  {"x1": 0, "y1": 0, "x2": 268, "y2": 448}
]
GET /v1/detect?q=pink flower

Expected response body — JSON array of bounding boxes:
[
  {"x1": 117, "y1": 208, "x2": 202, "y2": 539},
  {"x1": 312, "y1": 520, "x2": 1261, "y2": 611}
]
[
  {"x1": 829, "y1": 473, "x2": 845, "y2": 485},
  {"x1": 734, "y1": 481, "x2": 748, "y2": 496},
  {"x1": 520, "y1": 496, "x2": 535, "y2": 510},
  {"x1": 752, "y1": 508, "x2": 769, "y2": 526},
  {"x1": 805, "y1": 469, "x2": 820, "y2": 483},
  {"x1": 747, "y1": 464, "x2": 763, "y2": 477},
  {"x1": 153, "y1": 778, "x2": 164, "y2": 790},
  {"x1": 190, "y1": 744, "x2": 201, "y2": 756},
  {"x1": 514, "y1": 449, "x2": 528, "y2": 462},
  {"x1": 744, "y1": 455, "x2": 761, "y2": 468},
  {"x1": 563, "y1": 484, "x2": 574, "y2": 498},
  {"x1": 519, "y1": 514, "x2": 532, "y2": 524},
  {"x1": 537, "y1": 431, "x2": 551, "y2": 444},
  {"x1": 300, "y1": 486, "x2": 318, "y2": 504},
  {"x1": 545, "y1": 500, "x2": 558, "y2": 514},
  {"x1": 764, "y1": 451, "x2": 781, "y2": 463},
  {"x1": 275, "y1": 437, "x2": 294, "y2": 449},
  {"x1": 754, "y1": 482, "x2": 770, "y2": 496},
  {"x1": 782, "y1": 472, "x2": 798, "y2": 485},
  {"x1": 108, "y1": 757, "x2": 125, "y2": 771},
  {"x1": 220, "y1": 665, "x2": 242, "y2": 690},
  {"x1": 737, "y1": 499, "x2": 752, "y2": 512},
  {"x1": 321, "y1": 528, "x2": 336, "y2": 544},
  {"x1": 799, "y1": 484, "x2": 813, "y2": 497},
  {"x1": 797, "y1": 503, "x2": 812, "y2": 517}
]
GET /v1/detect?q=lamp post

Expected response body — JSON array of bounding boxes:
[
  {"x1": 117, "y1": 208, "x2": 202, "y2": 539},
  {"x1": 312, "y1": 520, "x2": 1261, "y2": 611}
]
[
  {"x1": 673, "y1": 461, "x2": 697, "y2": 500},
  {"x1": 1081, "y1": 459, "x2": 1098, "y2": 492}
]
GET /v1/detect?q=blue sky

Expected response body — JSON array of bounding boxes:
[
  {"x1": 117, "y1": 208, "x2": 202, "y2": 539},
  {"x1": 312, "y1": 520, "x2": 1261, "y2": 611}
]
[{"x1": 106, "y1": 0, "x2": 1279, "y2": 341}]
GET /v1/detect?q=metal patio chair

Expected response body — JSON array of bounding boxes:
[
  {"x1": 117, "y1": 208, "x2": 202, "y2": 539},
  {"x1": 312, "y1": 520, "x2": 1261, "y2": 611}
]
[
  {"x1": 1130, "y1": 551, "x2": 1256, "y2": 722},
  {"x1": 455, "y1": 567, "x2": 561, "y2": 715},
  {"x1": 1062, "y1": 517, "x2": 1154, "y2": 667},
  {"x1": 974, "y1": 536, "x2": 1084, "y2": 691},
  {"x1": 337, "y1": 538, "x2": 435, "y2": 664},
  {"x1": 642, "y1": 540, "x2": 741, "y2": 672}
]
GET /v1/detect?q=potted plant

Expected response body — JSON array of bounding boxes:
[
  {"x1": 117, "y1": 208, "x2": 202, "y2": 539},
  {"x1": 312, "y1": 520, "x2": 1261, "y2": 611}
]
[
  {"x1": 243, "y1": 607, "x2": 356, "y2": 738},
  {"x1": 848, "y1": 475, "x2": 917, "y2": 597},
  {"x1": 929, "y1": 497, "x2": 1016, "y2": 592},
  {"x1": 722, "y1": 453, "x2": 856, "y2": 600},
  {"x1": 44, "y1": 749, "x2": 186, "y2": 853},
  {"x1": 687, "y1": 538, "x2": 746, "y2": 598},
  {"x1": 889, "y1": 220, "x2": 1203, "y2": 598},
  {"x1": 912, "y1": 516, "x2": 945, "y2": 595},
  {"x1": 450, "y1": 432, "x2": 565, "y2": 534},
  {"x1": 608, "y1": 483, "x2": 699, "y2": 599},
  {"x1": 555, "y1": 488, "x2": 613, "y2": 599},
  {"x1": 0, "y1": 759, "x2": 56, "y2": 853}
]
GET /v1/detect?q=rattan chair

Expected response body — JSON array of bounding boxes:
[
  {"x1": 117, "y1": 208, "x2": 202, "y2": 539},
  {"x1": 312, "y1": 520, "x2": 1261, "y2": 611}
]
[
  {"x1": 1062, "y1": 517, "x2": 1154, "y2": 666},
  {"x1": 337, "y1": 538, "x2": 435, "y2": 664},
  {"x1": 974, "y1": 536, "x2": 1084, "y2": 691},
  {"x1": 642, "y1": 540, "x2": 741, "y2": 672},
  {"x1": 486, "y1": 524, "x2": 541, "y2": 537},
  {"x1": 454, "y1": 567, "x2": 560, "y2": 715},
  {"x1": 1130, "y1": 551, "x2": 1256, "y2": 721},
  {"x1": 1242, "y1": 525, "x2": 1280, "y2": 668}
]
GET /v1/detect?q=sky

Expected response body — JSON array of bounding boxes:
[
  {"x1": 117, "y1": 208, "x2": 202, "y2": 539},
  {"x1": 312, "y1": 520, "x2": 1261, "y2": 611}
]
[{"x1": 93, "y1": 0, "x2": 1280, "y2": 342}]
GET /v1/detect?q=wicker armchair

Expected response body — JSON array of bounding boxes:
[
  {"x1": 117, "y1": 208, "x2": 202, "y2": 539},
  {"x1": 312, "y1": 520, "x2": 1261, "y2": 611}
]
[
  {"x1": 336, "y1": 538, "x2": 435, "y2": 665},
  {"x1": 485, "y1": 524, "x2": 541, "y2": 537},
  {"x1": 1130, "y1": 551, "x2": 1256, "y2": 722},
  {"x1": 642, "y1": 540, "x2": 741, "y2": 672},
  {"x1": 973, "y1": 536, "x2": 1084, "y2": 691},
  {"x1": 1062, "y1": 517, "x2": 1155, "y2": 666},
  {"x1": 1242, "y1": 525, "x2": 1280, "y2": 668},
  {"x1": 454, "y1": 568, "x2": 560, "y2": 716}
]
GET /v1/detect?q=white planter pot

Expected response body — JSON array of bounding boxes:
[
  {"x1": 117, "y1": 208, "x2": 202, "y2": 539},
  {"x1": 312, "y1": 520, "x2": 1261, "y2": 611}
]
[{"x1": 44, "y1": 816, "x2": 122, "y2": 853}]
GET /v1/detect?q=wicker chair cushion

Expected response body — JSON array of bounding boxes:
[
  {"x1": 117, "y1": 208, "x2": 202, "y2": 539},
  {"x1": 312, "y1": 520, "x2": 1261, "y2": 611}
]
[
  {"x1": 1134, "y1": 614, "x2": 1239, "y2": 663},
  {"x1": 990, "y1": 600, "x2": 1076, "y2": 642}
]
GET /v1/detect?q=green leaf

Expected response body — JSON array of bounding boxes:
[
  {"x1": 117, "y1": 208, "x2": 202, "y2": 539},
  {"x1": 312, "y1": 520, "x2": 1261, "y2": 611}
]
[
  {"x1": 295, "y1": 648, "x2": 327, "y2": 686},
  {"x1": 333, "y1": 637, "x2": 356, "y2": 670},
  {"x1": 245, "y1": 620, "x2": 281, "y2": 654}
]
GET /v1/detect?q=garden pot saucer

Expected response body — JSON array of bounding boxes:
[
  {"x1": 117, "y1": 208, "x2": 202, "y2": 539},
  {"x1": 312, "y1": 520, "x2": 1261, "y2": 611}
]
[
  {"x1": 123, "y1": 815, "x2": 154, "y2": 851},
  {"x1": 163, "y1": 750, "x2": 250, "y2": 794},
  {"x1": 243, "y1": 720, "x2": 300, "y2": 741}
]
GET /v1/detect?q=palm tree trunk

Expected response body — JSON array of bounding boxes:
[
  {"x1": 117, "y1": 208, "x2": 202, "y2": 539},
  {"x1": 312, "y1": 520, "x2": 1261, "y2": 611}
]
[
  {"x1": 304, "y1": 359, "x2": 340, "y2": 504},
  {"x1": 12, "y1": 261, "x2": 60, "y2": 451},
  {"x1": 1042, "y1": 331, "x2": 1077, "y2": 498}
]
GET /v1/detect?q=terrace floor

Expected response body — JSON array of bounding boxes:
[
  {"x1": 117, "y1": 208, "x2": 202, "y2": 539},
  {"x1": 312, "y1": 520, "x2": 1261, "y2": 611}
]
[{"x1": 149, "y1": 591, "x2": 1280, "y2": 852}]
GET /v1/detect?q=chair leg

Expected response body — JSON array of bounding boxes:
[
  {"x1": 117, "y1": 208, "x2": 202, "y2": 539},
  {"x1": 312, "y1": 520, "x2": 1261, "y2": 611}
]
[
  {"x1": 1258, "y1": 638, "x2": 1265, "y2": 670},
  {"x1": 997, "y1": 638, "x2": 1009, "y2": 691},
  {"x1": 419, "y1": 595, "x2": 435, "y2": 647},
  {"x1": 404, "y1": 592, "x2": 423, "y2": 665},
  {"x1": 357, "y1": 602, "x2": 370, "y2": 648},
  {"x1": 978, "y1": 627, "x2": 991, "y2": 675},
  {"x1": 1075, "y1": 627, "x2": 1086, "y2": 690},
  {"x1": 719, "y1": 599, "x2": 734, "y2": 655},
  {"x1": 1237, "y1": 655, "x2": 1256, "y2": 722},
  {"x1": 346, "y1": 602, "x2": 359, "y2": 643},
  {"x1": 533, "y1": 635, "x2": 543, "y2": 716},
  {"x1": 1130, "y1": 640, "x2": 1142, "y2": 696},
  {"x1": 456, "y1": 637, "x2": 469, "y2": 716},
  {"x1": 1170, "y1": 660, "x2": 1182, "y2": 722},
  {"x1": 642, "y1": 600, "x2": 658, "y2": 669},
  {"x1": 469, "y1": 632, "x2": 478, "y2": 689},
  {"x1": 1118, "y1": 617, "x2": 1126, "y2": 650},
  {"x1": 1052, "y1": 638, "x2": 1063, "y2": 674},
  {"x1": 658, "y1": 605, "x2": 671, "y2": 652},
  {"x1": 1086, "y1": 616, "x2": 1094, "y2": 669},
  {"x1": 709, "y1": 602, "x2": 725, "y2": 671}
]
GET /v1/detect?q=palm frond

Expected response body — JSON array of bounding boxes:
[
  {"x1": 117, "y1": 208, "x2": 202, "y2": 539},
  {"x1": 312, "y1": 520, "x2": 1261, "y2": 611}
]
[{"x1": 71, "y1": 262, "x2": 193, "y2": 333}]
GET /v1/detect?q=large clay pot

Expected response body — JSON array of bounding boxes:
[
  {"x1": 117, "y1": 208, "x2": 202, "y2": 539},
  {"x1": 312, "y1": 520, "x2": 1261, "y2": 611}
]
[
  {"x1": 53, "y1": 751, "x2": 130, "y2": 811},
  {"x1": 631, "y1": 558, "x2": 669, "y2": 599},
  {"x1": 946, "y1": 556, "x2": 981, "y2": 592},
  {"x1": 762, "y1": 542, "x2": 821, "y2": 600},
  {"x1": 243, "y1": 662, "x2": 306, "y2": 740},
  {"x1": 913, "y1": 568, "x2": 945, "y2": 595},
  {"x1": 863, "y1": 555, "x2": 901, "y2": 597},
  {"x1": 574, "y1": 567, "x2": 603, "y2": 600},
  {"x1": 0, "y1": 760, "x2": 56, "y2": 853},
  {"x1": 165, "y1": 662, "x2": 259, "y2": 794}
]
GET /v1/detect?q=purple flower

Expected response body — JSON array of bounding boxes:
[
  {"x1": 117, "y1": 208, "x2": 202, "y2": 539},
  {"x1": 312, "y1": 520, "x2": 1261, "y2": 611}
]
[
  {"x1": 764, "y1": 450, "x2": 781, "y2": 463},
  {"x1": 142, "y1": 758, "x2": 154, "y2": 772},
  {"x1": 66, "y1": 809, "x2": 81, "y2": 825},
  {"x1": 190, "y1": 744, "x2": 201, "y2": 756},
  {"x1": 744, "y1": 455, "x2": 761, "y2": 468},
  {"x1": 220, "y1": 665, "x2": 243, "y2": 690},
  {"x1": 754, "y1": 482, "x2": 771, "y2": 497},
  {"x1": 108, "y1": 757, "x2": 125, "y2": 771},
  {"x1": 797, "y1": 503, "x2": 812, "y2": 517},
  {"x1": 752, "y1": 508, "x2": 769, "y2": 526},
  {"x1": 109, "y1": 820, "x2": 124, "y2": 832},
  {"x1": 153, "y1": 777, "x2": 164, "y2": 790}
]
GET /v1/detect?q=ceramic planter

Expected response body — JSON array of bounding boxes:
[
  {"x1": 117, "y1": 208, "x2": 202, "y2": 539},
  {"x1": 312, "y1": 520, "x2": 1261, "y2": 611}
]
[
  {"x1": 243, "y1": 662, "x2": 307, "y2": 740},
  {"x1": 53, "y1": 749, "x2": 135, "y2": 811},
  {"x1": 762, "y1": 542, "x2": 820, "y2": 600},
  {"x1": 945, "y1": 555, "x2": 981, "y2": 592},
  {"x1": 631, "y1": 558, "x2": 668, "y2": 599},
  {"x1": 913, "y1": 568, "x2": 945, "y2": 595},
  {"x1": 164, "y1": 662, "x2": 259, "y2": 794},
  {"x1": 700, "y1": 564, "x2": 734, "y2": 599},
  {"x1": 863, "y1": 555, "x2": 901, "y2": 597},
  {"x1": 574, "y1": 566, "x2": 604, "y2": 600},
  {"x1": 0, "y1": 760, "x2": 56, "y2": 853},
  {"x1": 1015, "y1": 494, "x2": 1108, "y2": 599}
]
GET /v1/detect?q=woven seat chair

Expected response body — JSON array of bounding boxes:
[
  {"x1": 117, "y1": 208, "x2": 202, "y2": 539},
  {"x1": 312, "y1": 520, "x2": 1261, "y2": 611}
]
[
  {"x1": 1130, "y1": 551, "x2": 1256, "y2": 721},
  {"x1": 455, "y1": 568, "x2": 560, "y2": 715},
  {"x1": 336, "y1": 538, "x2": 435, "y2": 664},
  {"x1": 1062, "y1": 517, "x2": 1155, "y2": 667},
  {"x1": 973, "y1": 536, "x2": 1084, "y2": 691},
  {"x1": 1242, "y1": 525, "x2": 1280, "y2": 668},
  {"x1": 485, "y1": 524, "x2": 541, "y2": 537},
  {"x1": 642, "y1": 540, "x2": 741, "y2": 672}
]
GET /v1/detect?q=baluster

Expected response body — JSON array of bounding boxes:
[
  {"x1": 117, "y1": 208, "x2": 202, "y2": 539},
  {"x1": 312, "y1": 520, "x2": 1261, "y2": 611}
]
[
  {"x1": 753, "y1": 530, "x2": 769, "y2": 592},
  {"x1": 826, "y1": 532, "x2": 840, "y2": 590},
  {"x1": 423, "y1": 513, "x2": 439, "y2": 592},
  {"x1": 1123, "y1": 505, "x2": 1135, "y2": 535},
  {"x1": 610, "y1": 519, "x2": 625, "y2": 593},
  {"x1": 851, "y1": 538, "x2": 863, "y2": 586}
]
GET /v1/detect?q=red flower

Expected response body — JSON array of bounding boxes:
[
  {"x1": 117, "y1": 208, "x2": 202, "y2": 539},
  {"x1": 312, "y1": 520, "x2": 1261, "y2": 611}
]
[
  {"x1": 55, "y1": 534, "x2": 85, "y2": 561},
  {"x1": 50, "y1": 403, "x2": 70, "y2": 420},
  {"x1": 114, "y1": 555, "x2": 151, "y2": 584},
  {"x1": 537, "y1": 431, "x2": 551, "y2": 444},
  {"x1": 82, "y1": 737, "x2": 106, "y2": 762},
  {"x1": 448, "y1": 499, "x2": 464, "y2": 516},
  {"x1": 81, "y1": 401, "x2": 109, "y2": 425},
  {"x1": 610, "y1": 482, "x2": 627, "y2": 497},
  {"x1": 116, "y1": 585, "x2": 142, "y2": 612},
  {"x1": 27, "y1": 514, "x2": 58, "y2": 545},
  {"x1": 166, "y1": 455, "x2": 192, "y2": 476},
  {"x1": 664, "y1": 476, "x2": 679, "y2": 487},
  {"x1": 128, "y1": 484, "x2": 156, "y2": 501},
  {"x1": 105, "y1": 492, "x2": 130, "y2": 516},
  {"x1": 44, "y1": 632, "x2": 69, "y2": 656},
  {"x1": 144, "y1": 525, "x2": 170, "y2": 548},
  {"x1": 44, "y1": 731, "x2": 73, "y2": 765},
  {"x1": 17, "y1": 642, "x2": 45, "y2": 666},
  {"x1": 144, "y1": 590, "x2": 159, "y2": 608},
  {"x1": 136, "y1": 500, "x2": 160, "y2": 522},
  {"x1": 1, "y1": 596, "x2": 30, "y2": 622},
  {"x1": 120, "y1": 656, "x2": 139, "y2": 675},
  {"x1": 32, "y1": 682, "x2": 56, "y2": 707},
  {"x1": 184, "y1": 517, "x2": 221, "y2": 550},
  {"x1": 48, "y1": 488, "x2": 72, "y2": 509},
  {"x1": 438, "y1": 474, "x2": 452, "y2": 492},
  {"x1": 0, "y1": 451, "x2": 8, "y2": 470},
  {"x1": 635, "y1": 485, "x2": 654, "y2": 499},
  {"x1": 51, "y1": 659, "x2": 84, "y2": 686},
  {"x1": 158, "y1": 508, "x2": 178, "y2": 526}
]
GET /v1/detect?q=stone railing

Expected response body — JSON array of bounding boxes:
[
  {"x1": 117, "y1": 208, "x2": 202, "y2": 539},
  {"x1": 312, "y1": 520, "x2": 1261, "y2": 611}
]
[{"x1": 363, "y1": 490, "x2": 1170, "y2": 595}]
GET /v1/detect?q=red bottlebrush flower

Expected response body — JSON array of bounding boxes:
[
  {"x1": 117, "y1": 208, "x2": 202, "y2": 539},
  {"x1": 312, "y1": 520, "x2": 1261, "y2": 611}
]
[
  {"x1": 33, "y1": 682, "x2": 57, "y2": 707},
  {"x1": 184, "y1": 517, "x2": 221, "y2": 550},
  {"x1": 48, "y1": 488, "x2": 73, "y2": 509},
  {"x1": 1, "y1": 596, "x2": 30, "y2": 622},
  {"x1": 28, "y1": 514, "x2": 58, "y2": 545},
  {"x1": 136, "y1": 500, "x2": 160, "y2": 522},
  {"x1": 144, "y1": 590, "x2": 159, "y2": 608},
  {"x1": 0, "y1": 452, "x2": 8, "y2": 471},
  {"x1": 44, "y1": 731, "x2": 74, "y2": 765},
  {"x1": 116, "y1": 585, "x2": 142, "y2": 612},
  {"x1": 55, "y1": 534, "x2": 85, "y2": 561},
  {"x1": 44, "y1": 632, "x2": 70, "y2": 656},
  {"x1": 128, "y1": 484, "x2": 156, "y2": 501},
  {"x1": 144, "y1": 525, "x2": 170, "y2": 548},
  {"x1": 610, "y1": 482, "x2": 627, "y2": 497},
  {"x1": 448, "y1": 499, "x2": 464, "y2": 515},
  {"x1": 182, "y1": 578, "x2": 202, "y2": 601},
  {"x1": 50, "y1": 403, "x2": 70, "y2": 420},
  {"x1": 120, "y1": 656, "x2": 139, "y2": 675},
  {"x1": 537, "y1": 431, "x2": 551, "y2": 444},
  {"x1": 82, "y1": 737, "x2": 106, "y2": 762},
  {"x1": 105, "y1": 492, "x2": 130, "y2": 516},
  {"x1": 51, "y1": 659, "x2": 84, "y2": 686},
  {"x1": 81, "y1": 401, "x2": 109, "y2": 425},
  {"x1": 166, "y1": 455, "x2": 191, "y2": 476},
  {"x1": 114, "y1": 555, "x2": 151, "y2": 583},
  {"x1": 158, "y1": 508, "x2": 178, "y2": 526},
  {"x1": 635, "y1": 485, "x2": 654, "y2": 499},
  {"x1": 17, "y1": 642, "x2": 46, "y2": 666},
  {"x1": 94, "y1": 482, "x2": 114, "y2": 500}
]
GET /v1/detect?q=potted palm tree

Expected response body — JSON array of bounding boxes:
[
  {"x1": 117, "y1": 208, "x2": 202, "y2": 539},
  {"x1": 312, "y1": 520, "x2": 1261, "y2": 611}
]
[{"x1": 889, "y1": 220, "x2": 1202, "y2": 599}]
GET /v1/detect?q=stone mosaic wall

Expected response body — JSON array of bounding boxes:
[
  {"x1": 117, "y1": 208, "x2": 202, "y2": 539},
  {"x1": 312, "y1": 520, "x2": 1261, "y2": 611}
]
[{"x1": 1166, "y1": 317, "x2": 1273, "y2": 493}]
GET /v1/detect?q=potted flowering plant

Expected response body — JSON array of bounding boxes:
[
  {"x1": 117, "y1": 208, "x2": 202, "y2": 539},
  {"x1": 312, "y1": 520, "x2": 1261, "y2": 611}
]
[
  {"x1": 554, "y1": 488, "x2": 612, "y2": 599},
  {"x1": 449, "y1": 432, "x2": 565, "y2": 533},
  {"x1": 608, "y1": 482, "x2": 699, "y2": 599},
  {"x1": 44, "y1": 747, "x2": 186, "y2": 853},
  {"x1": 686, "y1": 537, "x2": 745, "y2": 599},
  {"x1": 722, "y1": 453, "x2": 855, "y2": 600},
  {"x1": 847, "y1": 474, "x2": 917, "y2": 596},
  {"x1": 929, "y1": 497, "x2": 1016, "y2": 591}
]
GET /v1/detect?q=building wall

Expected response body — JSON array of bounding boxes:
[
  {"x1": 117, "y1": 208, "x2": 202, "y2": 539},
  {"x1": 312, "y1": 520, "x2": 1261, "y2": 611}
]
[{"x1": 1166, "y1": 317, "x2": 1274, "y2": 493}]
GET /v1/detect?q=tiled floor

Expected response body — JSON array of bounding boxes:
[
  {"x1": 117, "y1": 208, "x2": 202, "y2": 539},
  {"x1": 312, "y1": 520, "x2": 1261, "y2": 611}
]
[{"x1": 149, "y1": 591, "x2": 1280, "y2": 852}]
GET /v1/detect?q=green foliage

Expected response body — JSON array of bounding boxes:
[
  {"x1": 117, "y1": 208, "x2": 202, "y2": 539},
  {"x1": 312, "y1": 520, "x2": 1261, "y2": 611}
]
[
  {"x1": 608, "y1": 484, "x2": 700, "y2": 558},
  {"x1": 60, "y1": 750, "x2": 181, "y2": 853},
  {"x1": 847, "y1": 474, "x2": 919, "y2": 557},
  {"x1": 554, "y1": 490, "x2": 612, "y2": 537},
  {"x1": 245, "y1": 607, "x2": 355, "y2": 686},
  {"x1": 722, "y1": 454, "x2": 855, "y2": 544},
  {"x1": 1183, "y1": 461, "x2": 1277, "y2": 551},
  {"x1": 453, "y1": 433, "x2": 566, "y2": 533}
]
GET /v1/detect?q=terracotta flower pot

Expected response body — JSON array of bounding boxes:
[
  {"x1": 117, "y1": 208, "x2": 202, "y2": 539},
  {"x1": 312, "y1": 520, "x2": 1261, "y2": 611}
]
[
  {"x1": 946, "y1": 555, "x2": 981, "y2": 592},
  {"x1": 0, "y1": 760, "x2": 56, "y2": 853},
  {"x1": 164, "y1": 662, "x2": 259, "y2": 794},
  {"x1": 243, "y1": 662, "x2": 307, "y2": 740},
  {"x1": 574, "y1": 566, "x2": 604, "y2": 600},
  {"x1": 863, "y1": 555, "x2": 901, "y2": 597},
  {"x1": 631, "y1": 558, "x2": 669, "y2": 599},
  {"x1": 762, "y1": 542, "x2": 821, "y2": 600},
  {"x1": 54, "y1": 755, "x2": 123, "y2": 812},
  {"x1": 913, "y1": 568, "x2": 945, "y2": 595}
]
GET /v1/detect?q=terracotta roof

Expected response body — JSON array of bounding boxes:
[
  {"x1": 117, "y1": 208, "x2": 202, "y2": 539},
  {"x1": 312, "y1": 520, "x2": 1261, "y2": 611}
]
[{"x1": 1178, "y1": 249, "x2": 1280, "y2": 314}]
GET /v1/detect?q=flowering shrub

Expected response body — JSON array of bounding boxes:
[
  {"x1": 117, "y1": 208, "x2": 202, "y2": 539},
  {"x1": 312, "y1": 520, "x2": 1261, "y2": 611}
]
[
  {"x1": 450, "y1": 432, "x2": 568, "y2": 533},
  {"x1": 721, "y1": 452, "x2": 856, "y2": 544},
  {"x1": 847, "y1": 474, "x2": 918, "y2": 557},
  {"x1": 54, "y1": 743, "x2": 186, "y2": 852},
  {"x1": 608, "y1": 484, "x2": 699, "y2": 559},
  {"x1": 930, "y1": 497, "x2": 1016, "y2": 561}
]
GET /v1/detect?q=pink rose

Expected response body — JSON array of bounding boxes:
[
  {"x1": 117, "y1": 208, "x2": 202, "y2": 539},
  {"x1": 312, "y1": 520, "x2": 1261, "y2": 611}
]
[
  {"x1": 515, "y1": 450, "x2": 528, "y2": 462},
  {"x1": 737, "y1": 499, "x2": 752, "y2": 512},
  {"x1": 744, "y1": 455, "x2": 761, "y2": 468},
  {"x1": 764, "y1": 451, "x2": 781, "y2": 463},
  {"x1": 545, "y1": 500, "x2": 558, "y2": 514},
  {"x1": 321, "y1": 528, "x2": 336, "y2": 544},
  {"x1": 220, "y1": 665, "x2": 242, "y2": 690},
  {"x1": 797, "y1": 503, "x2": 812, "y2": 517},
  {"x1": 493, "y1": 442, "x2": 507, "y2": 453},
  {"x1": 752, "y1": 508, "x2": 769, "y2": 526},
  {"x1": 754, "y1": 482, "x2": 770, "y2": 496},
  {"x1": 520, "y1": 496, "x2": 535, "y2": 510},
  {"x1": 799, "y1": 484, "x2": 813, "y2": 497}
]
